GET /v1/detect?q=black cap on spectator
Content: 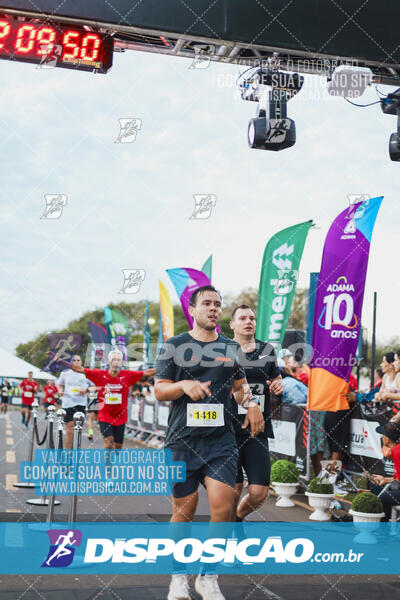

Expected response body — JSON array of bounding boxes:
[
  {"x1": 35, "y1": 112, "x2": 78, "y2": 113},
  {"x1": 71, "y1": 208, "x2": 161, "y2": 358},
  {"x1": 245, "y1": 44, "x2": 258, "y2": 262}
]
[{"x1": 376, "y1": 422, "x2": 400, "y2": 443}]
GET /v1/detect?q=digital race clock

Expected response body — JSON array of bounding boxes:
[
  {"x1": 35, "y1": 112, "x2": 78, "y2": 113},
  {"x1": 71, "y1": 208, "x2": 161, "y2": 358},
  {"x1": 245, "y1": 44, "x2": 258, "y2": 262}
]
[{"x1": 0, "y1": 15, "x2": 113, "y2": 73}]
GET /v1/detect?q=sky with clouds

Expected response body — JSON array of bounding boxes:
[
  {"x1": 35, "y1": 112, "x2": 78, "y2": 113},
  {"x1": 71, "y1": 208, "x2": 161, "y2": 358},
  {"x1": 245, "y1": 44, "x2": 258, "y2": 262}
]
[{"x1": 0, "y1": 46, "x2": 399, "y2": 353}]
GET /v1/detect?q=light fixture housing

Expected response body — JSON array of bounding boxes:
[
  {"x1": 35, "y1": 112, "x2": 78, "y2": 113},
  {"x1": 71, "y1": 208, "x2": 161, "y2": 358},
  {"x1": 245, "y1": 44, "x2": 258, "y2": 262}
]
[{"x1": 327, "y1": 65, "x2": 373, "y2": 98}]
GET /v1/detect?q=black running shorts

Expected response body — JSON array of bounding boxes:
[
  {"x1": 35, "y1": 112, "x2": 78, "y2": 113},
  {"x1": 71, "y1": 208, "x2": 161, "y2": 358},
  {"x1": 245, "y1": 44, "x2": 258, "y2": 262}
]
[{"x1": 235, "y1": 435, "x2": 271, "y2": 486}]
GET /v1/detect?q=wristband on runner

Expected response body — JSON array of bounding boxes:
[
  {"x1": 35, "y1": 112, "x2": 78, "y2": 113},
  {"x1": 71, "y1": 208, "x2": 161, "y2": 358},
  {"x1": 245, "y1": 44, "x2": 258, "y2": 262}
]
[{"x1": 241, "y1": 396, "x2": 260, "y2": 409}]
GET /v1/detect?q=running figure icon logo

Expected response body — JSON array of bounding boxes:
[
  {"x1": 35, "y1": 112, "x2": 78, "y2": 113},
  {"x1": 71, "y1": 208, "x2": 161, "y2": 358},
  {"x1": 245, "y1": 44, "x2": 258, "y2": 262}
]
[
  {"x1": 115, "y1": 118, "x2": 142, "y2": 143},
  {"x1": 189, "y1": 195, "x2": 217, "y2": 219},
  {"x1": 347, "y1": 194, "x2": 370, "y2": 207},
  {"x1": 119, "y1": 269, "x2": 146, "y2": 294},
  {"x1": 44, "y1": 333, "x2": 82, "y2": 372},
  {"x1": 189, "y1": 44, "x2": 215, "y2": 69},
  {"x1": 42, "y1": 529, "x2": 82, "y2": 568},
  {"x1": 266, "y1": 119, "x2": 292, "y2": 144},
  {"x1": 37, "y1": 43, "x2": 62, "y2": 69},
  {"x1": 41, "y1": 194, "x2": 68, "y2": 219},
  {"x1": 274, "y1": 269, "x2": 298, "y2": 295}
]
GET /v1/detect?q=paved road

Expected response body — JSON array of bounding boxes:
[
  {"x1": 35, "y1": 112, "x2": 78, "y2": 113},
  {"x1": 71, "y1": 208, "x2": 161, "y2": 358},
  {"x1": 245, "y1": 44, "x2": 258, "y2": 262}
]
[{"x1": 1, "y1": 408, "x2": 399, "y2": 599}]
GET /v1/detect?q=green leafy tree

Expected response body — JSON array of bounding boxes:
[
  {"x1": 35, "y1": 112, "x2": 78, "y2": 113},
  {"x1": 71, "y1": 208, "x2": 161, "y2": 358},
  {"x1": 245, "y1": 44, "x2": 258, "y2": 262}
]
[{"x1": 287, "y1": 287, "x2": 307, "y2": 330}]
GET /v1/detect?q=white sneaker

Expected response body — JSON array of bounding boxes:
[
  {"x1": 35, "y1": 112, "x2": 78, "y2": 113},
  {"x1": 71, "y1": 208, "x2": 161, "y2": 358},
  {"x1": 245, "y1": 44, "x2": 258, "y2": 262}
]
[
  {"x1": 167, "y1": 574, "x2": 191, "y2": 600},
  {"x1": 195, "y1": 574, "x2": 225, "y2": 600}
]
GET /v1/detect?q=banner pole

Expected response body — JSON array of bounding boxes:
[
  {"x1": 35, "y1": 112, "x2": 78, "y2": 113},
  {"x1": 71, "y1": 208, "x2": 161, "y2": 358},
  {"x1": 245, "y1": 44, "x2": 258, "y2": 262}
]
[{"x1": 370, "y1": 292, "x2": 377, "y2": 389}]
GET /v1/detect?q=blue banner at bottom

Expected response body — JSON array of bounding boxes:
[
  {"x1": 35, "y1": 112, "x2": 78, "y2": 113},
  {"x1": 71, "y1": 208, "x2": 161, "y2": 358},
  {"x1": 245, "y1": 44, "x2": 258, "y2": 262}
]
[{"x1": 0, "y1": 522, "x2": 399, "y2": 574}]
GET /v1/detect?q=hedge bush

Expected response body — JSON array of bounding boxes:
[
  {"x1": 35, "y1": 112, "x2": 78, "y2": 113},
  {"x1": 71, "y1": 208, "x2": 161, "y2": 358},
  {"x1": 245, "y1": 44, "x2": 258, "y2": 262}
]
[
  {"x1": 270, "y1": 459, "x2": 299, "y2": 484},
  {"x1": 351, "y1": 492, "x2": 384, "y2": 514},
  {"x1": 307, "y1": 477, "x2": 334, "y2": 495}
]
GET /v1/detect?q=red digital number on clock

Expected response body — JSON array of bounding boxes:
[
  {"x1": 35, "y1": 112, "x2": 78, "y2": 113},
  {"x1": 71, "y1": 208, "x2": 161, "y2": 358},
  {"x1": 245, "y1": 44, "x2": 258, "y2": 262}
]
[
  {"x1": 63, "y1": 31, "x2": 101, "y2": 61},
  {"x1": 0, "y1": 19, "x2": 102, "y2": 62}
]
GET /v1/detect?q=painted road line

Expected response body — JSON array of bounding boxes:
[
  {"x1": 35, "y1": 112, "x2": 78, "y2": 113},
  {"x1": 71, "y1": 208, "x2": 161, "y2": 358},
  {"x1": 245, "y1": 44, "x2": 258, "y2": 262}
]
[
  {"x1": 5, "y1": 474, "x2": 17, "y2": 490},
  {"x1": 5, "y1": 509, "x2": 21, "y2": 513},
  {"x1": 6, "y1": 451, "x2": 16, "y2": 463},
  {"x1": 6, "y1": 437, "x2": 13, "y2": 445}
]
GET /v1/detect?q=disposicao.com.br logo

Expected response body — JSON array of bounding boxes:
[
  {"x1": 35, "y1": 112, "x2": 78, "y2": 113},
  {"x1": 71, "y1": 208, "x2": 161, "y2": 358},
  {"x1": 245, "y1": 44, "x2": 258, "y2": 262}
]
[
  {"x1": 41, "y1": 530, "x2": 365, "y2": 571},
  {"x1": 42, "y1": 527, "x2": 364, "y2": 573},
  {"x1": 81, "y1": 535, "x2": 364, "y2": 569}
]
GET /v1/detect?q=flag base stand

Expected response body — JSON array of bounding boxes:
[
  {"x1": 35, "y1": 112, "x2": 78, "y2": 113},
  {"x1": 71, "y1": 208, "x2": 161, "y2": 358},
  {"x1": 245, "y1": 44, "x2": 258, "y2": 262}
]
[
  {"x1": 13, "y1": 482, "x2": 36, "y2": 489},
  {"x1": 27, "y1": 498, "x2": 60, "y2": 506}
]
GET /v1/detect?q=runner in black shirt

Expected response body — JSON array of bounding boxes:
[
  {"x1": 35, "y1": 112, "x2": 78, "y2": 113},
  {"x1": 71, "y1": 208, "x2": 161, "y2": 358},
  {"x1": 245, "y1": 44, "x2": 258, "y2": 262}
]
[
  {"x1": 230, "y1": 305, "x2": 283, "y2": 522},
  {"x1": 155, "y1": 286, "x2": 264, "y2": 600},
  {"x1": 0, "y1": 378, "x2": 12, "y2": 417}
]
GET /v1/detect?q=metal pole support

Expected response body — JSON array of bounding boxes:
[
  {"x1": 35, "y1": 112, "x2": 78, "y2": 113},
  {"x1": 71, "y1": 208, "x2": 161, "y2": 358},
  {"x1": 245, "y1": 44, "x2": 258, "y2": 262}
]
[
  {"x1": 305, "y1": 406, "x2": 311, "y2": 482},
  {"x1": 68, "y1": 411, "x2": 85, "y2": 523},
  {"x1": 46, "y1": 408, "x2": 66, "y2": 522},
  {"x1": 370, "y1": 291, "x2": 377, "y2": 389},
  {"x1": 27, "y1": 405, "x2": 60, "y2": 506},
  {"x1": 13, "y1": 399, "x2": 39, "y2": 489}
]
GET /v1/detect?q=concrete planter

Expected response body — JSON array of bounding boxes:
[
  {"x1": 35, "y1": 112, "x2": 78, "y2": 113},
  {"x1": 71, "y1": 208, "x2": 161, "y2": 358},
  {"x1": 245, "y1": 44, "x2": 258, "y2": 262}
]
[
  {"x1": 271, "y1": 482, "x2": 298, "y2": 507},
  {"x1": 305, "y1": 491, "x2": 334, "y2": 521},
  {"x1": 349, "y1": 509, "x2": 385, "y2": 544},
  {"x1": 349, "y1": 509, "x2": 385, "y2": 522}
]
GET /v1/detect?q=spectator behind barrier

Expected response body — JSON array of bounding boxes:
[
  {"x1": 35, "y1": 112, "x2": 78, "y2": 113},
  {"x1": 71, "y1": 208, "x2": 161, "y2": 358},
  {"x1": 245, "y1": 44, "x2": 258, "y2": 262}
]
[
  {"x1": 368, "y1": 422, "x2": 400, "y2": 521},
  {"x1": 349, "y1": 369, "x2": 358, "y2": 391},
  {"x1": 348, "y1": 386, "x2": 381, "y2": 404},
  {"x1": 130, "y1": 386, "x2": 141, "y2": 400},
  {"x1": 374, "y1": 367, "x2": 383, "y2": 389},
  {"x1": 299, "y1": 362, "x2": 310, "y2": 386},
  {"x1": 281, "y1": 368, "x2": 308, "y2": 404},
  {"x1": 286, "y1": 356, "x2": 309, "y2": 386},
  {"x1": 278, "y1": 348, "x2": 292, "y2": 368},
  {"x1": 142, "y1": 384, "x2": 155, "y2": 404},
  {"x1": 375, "y1": 352, "x2": 399, "y2": 402}
]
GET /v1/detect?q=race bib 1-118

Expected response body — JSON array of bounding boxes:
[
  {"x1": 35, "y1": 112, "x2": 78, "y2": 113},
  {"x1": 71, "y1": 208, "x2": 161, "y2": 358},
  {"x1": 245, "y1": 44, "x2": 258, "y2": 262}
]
[{"x1": 186, "y1": 403, "x2": 224, "y2": 427}]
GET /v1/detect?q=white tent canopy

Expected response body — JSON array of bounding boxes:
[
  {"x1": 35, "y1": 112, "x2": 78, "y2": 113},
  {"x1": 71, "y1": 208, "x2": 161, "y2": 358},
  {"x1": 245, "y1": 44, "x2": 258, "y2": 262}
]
[{"x1": 0, "y1": 347, "x2": 56, "y2": 380}]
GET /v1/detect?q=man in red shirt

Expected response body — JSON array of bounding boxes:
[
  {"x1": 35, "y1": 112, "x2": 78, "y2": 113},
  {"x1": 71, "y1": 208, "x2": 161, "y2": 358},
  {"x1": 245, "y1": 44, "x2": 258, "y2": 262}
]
[
  {"x1": 43, "y1": 380, "x2": 59, "y2": 411},
  {"x1": 19, "y1": 372, "x2": 39, "y2": 428},
  {"x1": 71, "y1": 349, "x2": 155, "y2": 449}
]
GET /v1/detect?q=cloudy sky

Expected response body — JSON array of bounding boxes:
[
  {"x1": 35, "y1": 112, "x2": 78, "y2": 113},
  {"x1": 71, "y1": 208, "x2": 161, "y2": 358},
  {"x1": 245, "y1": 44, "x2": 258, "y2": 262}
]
[{"x1": 0, "y1": 47, "x2": 399, "y2": 353}]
